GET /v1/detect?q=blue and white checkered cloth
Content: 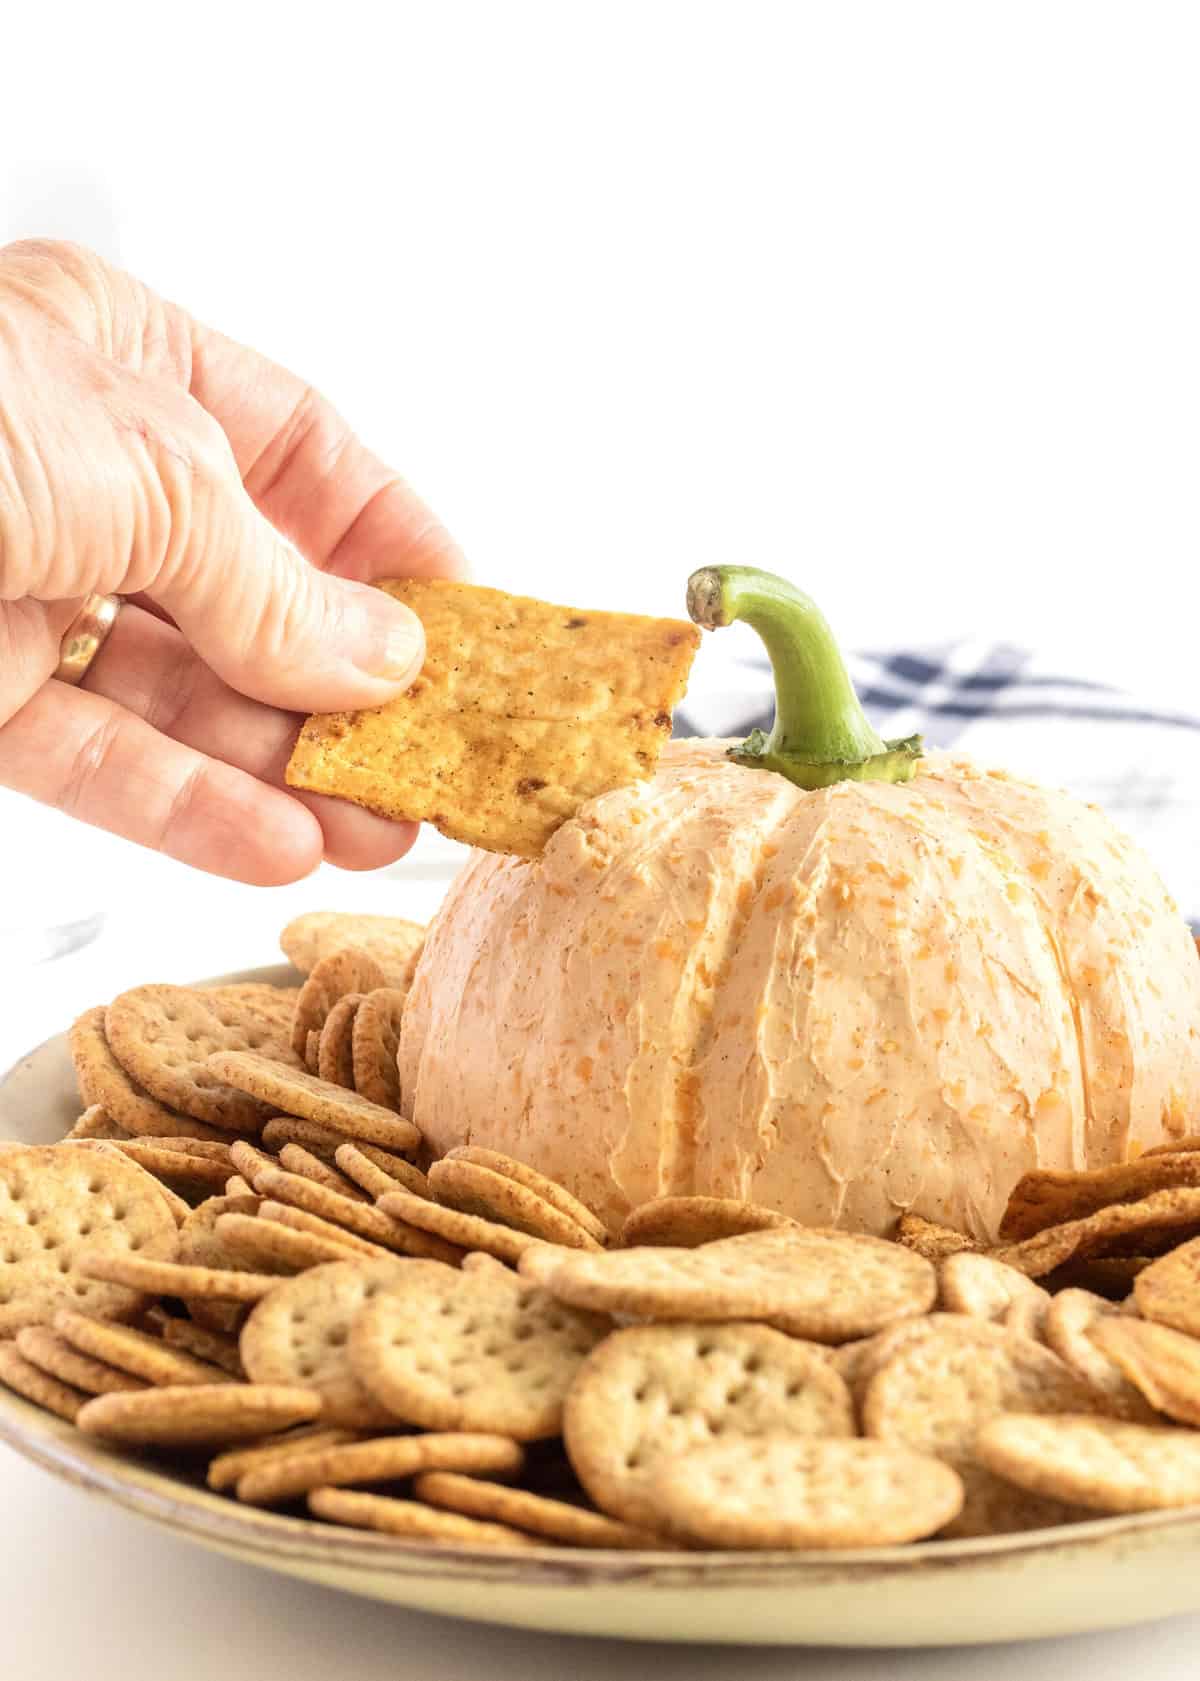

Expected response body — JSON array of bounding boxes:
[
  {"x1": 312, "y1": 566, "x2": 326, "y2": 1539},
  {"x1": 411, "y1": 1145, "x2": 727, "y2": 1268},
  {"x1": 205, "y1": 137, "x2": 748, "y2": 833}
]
[{"x1": 675, "y1": 638, "x2": 1200, "y2": 930}]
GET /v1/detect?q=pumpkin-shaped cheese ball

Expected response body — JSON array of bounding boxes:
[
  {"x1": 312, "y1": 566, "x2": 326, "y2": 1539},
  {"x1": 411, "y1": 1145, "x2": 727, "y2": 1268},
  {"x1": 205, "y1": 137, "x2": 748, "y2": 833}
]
[{"x1": 401, "y1": 569, "x2": 1200, "y2": 1241}]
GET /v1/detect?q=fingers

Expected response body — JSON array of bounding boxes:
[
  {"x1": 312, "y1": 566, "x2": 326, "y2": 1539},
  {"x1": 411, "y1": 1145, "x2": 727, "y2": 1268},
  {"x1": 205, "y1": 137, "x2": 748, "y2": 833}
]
[
  {"x1": 0, "y1": 598, "x2": 81, "y2": 728},
  {"x1": 0, "y1": 680, "x2": 325, "y2": 886},
  {"x1": 187, "y1": 325, "x2": 466, "y2": 583},
  {"x1": 81, "y1": 601, "x2": 420, "y2": 872}
]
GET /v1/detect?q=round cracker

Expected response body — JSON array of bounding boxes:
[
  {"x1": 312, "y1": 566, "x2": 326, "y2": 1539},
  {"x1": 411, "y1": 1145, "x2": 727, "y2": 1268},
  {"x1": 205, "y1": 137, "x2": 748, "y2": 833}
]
[
  {"x1": 976, "y1": 1413, "x2": 1200, "y2": 1513},
  {"x1": 1091, "y1": 1316, "x2": 1200, "y2": 1427},
  {"x1": 304, "y1": 1031, "x2": 322, "y2": 1075},
  {"x1": 159, "y1": 1315, "x2": 245, "y2": 1378},
  {"x1": 64, "y1": 1106, "x2": 131, "y2": 1143},
  {"x1": 68, "y1": 1006, "x2": 227, "y2": 1142},
  {"x1": 106, "y1": 986, "x2": 300, "y2": 1132},
  {"x1": 279, "y1": 912, "x2": 425, "y2": 985},
  {"x1": 563, "y1": 1321, "x2": 855, "y2": 1530},
  {"x1": 278, "y1": 1144, "x2": 368, "y2": 1203},
  {"x1": 77, "y1": 1383, "x2": 322, "y2": 1446},
  {"x1": 16, "y1": 1326, "x2": 147, "y2": 1396},
  {"x1": 291, "y1": 951, "x2": 386, "y2": 1059},
  {"x1": 334, "y1": 1144, "x2": 429, "y2": 1202},
  {"x1": 252, "y1": 1166, "x2": 460, "y2": 1263},
  {"x1": 863, "y1": 1320, "x2": 1108, "y2": 1536},
  {"x1": 78, "y1": 1251, "x2": 279, "y2": 1302},
  {"x1": 260, "y1": 1117, "x2": 345, "y2": 1160},
  {"x1": 1044, "y1": 1289, "x2": 1159, "y2": 1422},
  {"x1": 206, "y1": 1052, "x2": 420, "y2": 1153},
  {"x1": 54, "y1": 1308, "x2": 234, "y2": 1386},
  {"x1": 350, "y1": 987, "x2": 407, "y2": 1112},
  {"x1": 0, "y1": 1342, "x2": 87, "y2": 1422},
  {"x1": 217, "y1": 1212, "x2": 367, "y2": 1273},
  {"x1": 377, "y1": 1186, "x2": 541, "y2": 1265},
  {"x1": 239, "y1": 1431, "x2": 524, "y2": 1506},
  {"x1": 316, "y1": 993, "x2": 363, "y2": 1090},
  {"x1": 649, "y1": 1437, "x2": 964, "y2": 1548},
  {"x1": 207, "y1": 1426, "x2": 360, "y2": 1491},
  {"x1": 832, "y1": 1313, "x2": 1014, "y2": 1404},
  {"x1": 309, "y1": 1486, "x2": 533, "y2": 1546},
  {"x1": 941, "y1": 1252, "x2": 1050, "y2": 1328},
  {"x1": 0, "y1": 1144, "x2": 178, "y2": 1334},
  {"x1": 350, "y1": 1264, "x2": 608, "y2": 1440},
  {"x1": 442, "y1": 1147, "x2": 608, "y2": 1245},
  {"x1": 113, "y1": 1141, "x2": 232, "y2": 1194},
  {"x1": 240, "y1": 1257, "x2": 422, "y2": 1428},
  {"x1": 428, "y1": 1159, "x2": 601, "y2": 1251},
  {"x1": 619, "y1": 1196, "x2": 794, "y2": 1249},
  {"x1": 256, "y1": 1200, "x2": 398, "y2": 1261},
  {"x1": 1134, "y1": 1236, "x2": 1200, "y2": 1337},
  {"x1": 520, "y1": 1227, "x2": 937, "y2": 1343},
  {"x1": 413, "y1": 1473, "x2": 670, "y2": 1549}
]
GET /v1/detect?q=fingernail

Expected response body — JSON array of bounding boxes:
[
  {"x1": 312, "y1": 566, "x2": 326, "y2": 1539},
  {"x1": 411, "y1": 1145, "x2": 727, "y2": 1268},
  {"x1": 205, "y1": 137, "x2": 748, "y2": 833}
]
[{"x1": 340, "y1": 581, "x2": 425, "y2": 684}]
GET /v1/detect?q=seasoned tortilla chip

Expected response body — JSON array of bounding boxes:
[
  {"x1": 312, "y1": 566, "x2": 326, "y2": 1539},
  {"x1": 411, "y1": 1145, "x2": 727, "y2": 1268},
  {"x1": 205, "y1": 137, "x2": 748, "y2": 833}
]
[
  {"x1": 286, "y1": 580, "x2": 700, "y2": 857},
  {"x1": 999, "y1": 1153, "x2": 1200, "y2": 1241}
]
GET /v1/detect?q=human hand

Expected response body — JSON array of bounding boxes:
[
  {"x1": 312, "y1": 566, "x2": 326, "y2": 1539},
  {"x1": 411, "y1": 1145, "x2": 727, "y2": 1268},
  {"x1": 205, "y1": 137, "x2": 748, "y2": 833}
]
[{"x1": 0, "y1": 239, "x2": 463, "y2": 885}]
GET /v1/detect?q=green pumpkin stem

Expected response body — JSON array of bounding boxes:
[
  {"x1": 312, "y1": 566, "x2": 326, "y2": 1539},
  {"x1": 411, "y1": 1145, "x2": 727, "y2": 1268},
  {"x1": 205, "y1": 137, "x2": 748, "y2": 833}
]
[{"x1": 685, "y1": 566, "x2": 924, "y2": 790}]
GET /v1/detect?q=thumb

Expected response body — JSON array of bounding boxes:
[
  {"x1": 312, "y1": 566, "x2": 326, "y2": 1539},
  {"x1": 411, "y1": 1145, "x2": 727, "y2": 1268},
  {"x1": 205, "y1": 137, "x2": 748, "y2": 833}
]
[{"x1": 146, "y1": 402, "x2": 425, "y2": 715}]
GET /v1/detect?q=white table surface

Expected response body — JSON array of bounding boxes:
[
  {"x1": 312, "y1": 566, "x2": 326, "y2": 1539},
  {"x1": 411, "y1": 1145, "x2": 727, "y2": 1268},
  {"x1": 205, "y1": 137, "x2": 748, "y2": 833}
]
[{"x1": 2, "y1": 838, "x2": 1200, "y2": 1680}]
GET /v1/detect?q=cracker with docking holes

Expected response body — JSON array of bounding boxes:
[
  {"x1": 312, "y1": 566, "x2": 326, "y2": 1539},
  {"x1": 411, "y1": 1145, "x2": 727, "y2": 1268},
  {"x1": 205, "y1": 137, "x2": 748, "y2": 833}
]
[
  {"x1": 291, "y1": 950, "x2": 385, "y2": 1060},
  {"x1": 206, "y1": 1051, "x2": 420, "y2": 1153},
  {"x1": 279, "y1": 911, "x2": 425, "y2": 986},
  {"x1": 563, "y1": 1321, "x2": 854, "y2": 1531},
  {"x1": 350, "y1": 988, "x2": 408, "y2": 1113},
  {"x1": 0, "y1": 1144, "x2": 178, "y2": 1334},
  {"x1": 427, "y1": 1158, "x2": 602, "y2": 1251},
  {"x1": 350, "y1": 1262, "x2": 608, "y2": 1440},
  {"x1": 975, "y1": 1413, "x2": 1200, "y2": 1513},
  {"x1": 105, "y1": 986, "x2": 300, "y2": 1133},
  {"x1": 620, "y1": 1196, "x2": 794, "y2": 1249},
  {"x1": 285, "y1": 578, "x2": 701, "y2": 857}
]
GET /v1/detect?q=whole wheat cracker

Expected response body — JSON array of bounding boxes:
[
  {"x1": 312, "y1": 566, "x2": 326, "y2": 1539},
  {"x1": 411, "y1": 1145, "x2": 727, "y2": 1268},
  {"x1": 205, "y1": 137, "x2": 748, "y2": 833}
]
[
  {"x1": 64, "y1": 1141, "x2": 192, "y2": 1226},
  {"x1": 316, "y1": 994, "x2": 363, "y2": 1090},
  {"x1": 238, "y1": 1431, "x2": 524, "y2": 1506},
  {"x1": 53, "y1": 1308, "x2": 233, "y2": 1387},
  {"x1": 377, "y1": 1186, "x2": 540, "y2": 1265},
  {"x1": 278, "y1": 1144, "x2": 368, "y2": 1203},
  {"x1": 862, "y1": 1319, "x2": 1111, "y2": 1536},
  {"x1": 350, "y1": 988, "x2": 407, "y2": 1113},
  {"x1": 304, "y1": 1032, "x2": 322, "y2": 1075},
  {"x1": 113, "y1": 1140, "x2": 232, "y2": 1194},
  {"x1": 1042, "y1": 1290, "x2": 1159, "y2": 1422},
  {"x1": 1133, "y1": 1237, "x2": 1200, "y2": 1337},
  {"x1": 177, "y1": 1194, "x2": 265, "y2": 1273},
  {"x1": 216, "y1": 1212, "x2": 366, "y2": 1274},
  {"x1": 291, "y1": 951, "x2": 385, "y2": 1059},
  {"x1": 279, "y1": 912, "x2": 425, "y2": 987},
  {"x1": 620, "y1": 1196, "x2": 794, "y2": 1250},
  {"x1": 260, "y1": 1117, "x2": 346, "y2": 1160},
  {"x1": 159, "y1": 1316, "x2": 245, "y2": 1378},
  {"x1": 207, "y1": 1426, "x2": 361, "y2": 1492},
  {"x1": 16, "y1": 1326, "x2": 147, "y2": 1396},
  {"x1": 349, "y1": 1263, "x2": 608, "y2": 1440},
  {"x1": 77, "y1": 1383, "x2": 322, "y2": 1446},
  {"x1": 254, "y1": 1200, "x2": 398, "y2": 1261},
  {"x1": 0, "y1": 1342, "x2": 87, "y2": 1422},
  {"x1": 249, "y1": 1166, "x2": 462, "y2": 1263},
  {"x1": 648, "y1": 1437, "x2": 965, "y2": 1549},
  {"x1": 240, "y1": 1257, "x2": 421, "y2": 1429},
  {"x1": 1091, "y1": 1317, "x2": 1200, "y2": 1428},
  {"x1": 334, "y1": 1144, "x2": 429, "y2": 1202},
  {"x1": 976, "y1": 1413, "x2": 1200, "y2": 1513},
  {"x1": 941, "y1": 1252, "x2": 1051, "y2": 1336},
  {"x1": 428, "y1": 1158, "x2": 602, "y2": 1250},
  {"x1": 412, "y1": 1472, "x2": 670, "y2": 1550},
  {"x1": 833, "y1": 1313, "x2": 1014, "y2": 1404},
  {"x1": 563, "y1": 1321, "x2": 855, "y2": 1530},
  {"x1": 0, "y1": 1144, "x2": 178, "y2": 1334},
  {"x1": 64, "y1": 1106, "x2": 130, "y2": 1142},
  {"x1": 79, "y1": 1251, "x2": 279, "y2": 1303},
  {"x1": 442, "y1": 1147, "x2": 606, "y2": 1245},
  {"x1": 68, "y1": 1006, "x2": 227, "y2": 1142},
  {"x1": 105, "y1": 986, "x2": 301, "y2": 1133},
  {"x1": 308, "y1": 1486, "x2": 534, "y2": 1547},
  {"x1": 285, "y1": 577, "x2": 701, "y2": 857},
  {"x1": 521, "y1": 1227, "x2": 936, "y2": 1344},
  {"x1": 207, "y1": 1051, "x2": 420, "y2": 1153}
]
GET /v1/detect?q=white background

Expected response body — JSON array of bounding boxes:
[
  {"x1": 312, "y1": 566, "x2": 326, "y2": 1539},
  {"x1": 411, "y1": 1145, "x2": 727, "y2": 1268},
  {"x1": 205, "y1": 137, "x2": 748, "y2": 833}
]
[{"x1": 3, "y1": 2, "x2": 1200, "y2": 1673}]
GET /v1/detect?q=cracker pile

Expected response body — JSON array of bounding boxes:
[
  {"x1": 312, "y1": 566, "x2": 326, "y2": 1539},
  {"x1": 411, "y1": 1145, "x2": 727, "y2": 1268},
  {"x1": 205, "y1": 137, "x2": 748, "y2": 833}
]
[{"x1": 9, "y1": 912, "x2": 1200, "y2": 1550}]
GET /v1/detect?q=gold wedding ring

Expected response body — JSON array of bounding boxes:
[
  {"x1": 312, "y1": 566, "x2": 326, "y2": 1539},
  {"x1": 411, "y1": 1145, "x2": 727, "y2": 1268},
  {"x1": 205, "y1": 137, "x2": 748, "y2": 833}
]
[{"x1": 53, "y1": 593, "x2": 123, "y2": 686}]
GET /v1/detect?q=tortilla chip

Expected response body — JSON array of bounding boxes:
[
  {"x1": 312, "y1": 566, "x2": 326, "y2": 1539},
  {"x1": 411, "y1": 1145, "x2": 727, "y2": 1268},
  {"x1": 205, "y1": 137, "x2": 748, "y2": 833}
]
[
  {"x1": 286, "y1": 580, "x2": 700, "y2": 857},
  {"x1": 999, "y1": 1153, "x2": 1200, "y2": 1242}
]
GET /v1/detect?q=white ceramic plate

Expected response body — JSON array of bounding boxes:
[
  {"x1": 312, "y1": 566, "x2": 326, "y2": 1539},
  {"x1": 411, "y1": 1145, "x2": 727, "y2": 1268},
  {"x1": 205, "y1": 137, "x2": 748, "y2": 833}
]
[{"x1": 3, "y1": 966, "x2": 1200, "y2": 1647}]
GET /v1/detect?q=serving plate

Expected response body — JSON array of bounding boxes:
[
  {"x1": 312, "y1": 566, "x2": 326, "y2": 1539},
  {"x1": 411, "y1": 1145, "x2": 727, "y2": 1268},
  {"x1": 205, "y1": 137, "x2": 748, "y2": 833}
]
[{"x1": 4, "y1": 967, "x2": 1200, "y2": 1646}]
